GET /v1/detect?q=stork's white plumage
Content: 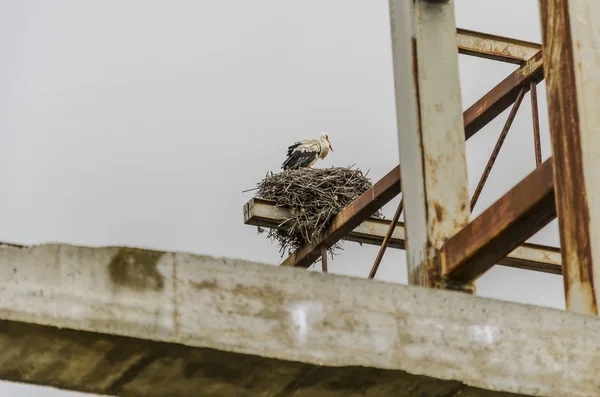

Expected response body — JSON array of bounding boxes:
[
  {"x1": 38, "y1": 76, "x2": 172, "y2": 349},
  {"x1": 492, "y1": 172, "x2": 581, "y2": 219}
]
[{"x1": 281, "y1": 133, "x2": 333, "y2": 170}]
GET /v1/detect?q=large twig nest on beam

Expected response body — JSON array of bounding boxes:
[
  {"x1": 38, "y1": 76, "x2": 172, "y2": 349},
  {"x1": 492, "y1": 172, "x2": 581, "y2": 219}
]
[{"x1": 254, "y1": 165, "x2": 383, "y2": 260}]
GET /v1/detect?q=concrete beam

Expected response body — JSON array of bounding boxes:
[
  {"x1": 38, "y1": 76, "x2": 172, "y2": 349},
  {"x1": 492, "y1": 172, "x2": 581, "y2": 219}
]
[{"x1": 0, "y1": 244, "x2": 599, "y2": 396}]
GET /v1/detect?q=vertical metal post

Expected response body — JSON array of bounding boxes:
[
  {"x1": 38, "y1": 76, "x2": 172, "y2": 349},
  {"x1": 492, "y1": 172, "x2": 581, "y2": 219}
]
[
  {"x1": 388, "y1": 0, "x2": 472, "y2": 291},
  {"x1": 321, "y1": 246, "x2": 328, "y2": 273},
  {"x1": 539, "y1": 0, "x2": 600, "y2": 314},
  {"x1": 529, "y1": 81, "x2": 543, "y2": 167}
]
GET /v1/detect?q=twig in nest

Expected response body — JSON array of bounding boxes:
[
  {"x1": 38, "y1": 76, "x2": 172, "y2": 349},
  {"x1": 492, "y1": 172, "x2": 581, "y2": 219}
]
[{"x1": 252, "y1": 165, "x2": 383, "y2": 262}]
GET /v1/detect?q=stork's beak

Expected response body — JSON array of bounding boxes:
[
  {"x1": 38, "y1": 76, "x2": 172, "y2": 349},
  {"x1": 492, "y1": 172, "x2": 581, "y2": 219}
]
[{"x1": 329, "y1": 144, "x2": 333, "y2": 152}]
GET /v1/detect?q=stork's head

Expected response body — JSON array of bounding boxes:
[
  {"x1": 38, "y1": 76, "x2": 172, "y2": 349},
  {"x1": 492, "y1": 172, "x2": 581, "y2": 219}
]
[{"x1": 320, "y1": 133, "x2": 333, "y2": 152}]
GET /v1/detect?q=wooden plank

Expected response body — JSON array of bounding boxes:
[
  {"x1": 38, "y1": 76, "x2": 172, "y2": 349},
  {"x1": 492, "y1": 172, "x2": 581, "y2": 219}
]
[
  {"x1": 456, "y1": 28, "x2": 541, "y2": 64},
  {"x1": 2, "y1": 244, "x2": 598, "y2": 397},
  {"x1": 442, "y1": 158, "x2": 556, "y2": 282},
  {"x1": 244, "y1": 197, "x2": 562, "y2": 275},
  {"x1": 539, "y1": 0, "x2": 600, "y2": 315},
  {"x1": 390, "y1": 0, "x2": 471, "y2": 290},
  {"x1": 464, "y1": 50, "x2": 544, "y2": 140},
  {"x1": 279, "y1": 166, "x2": 401, "y2": 268}
]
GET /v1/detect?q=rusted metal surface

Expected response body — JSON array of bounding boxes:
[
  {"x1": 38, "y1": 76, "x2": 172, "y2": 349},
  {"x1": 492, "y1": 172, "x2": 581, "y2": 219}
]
[
  {"x1": 388, "y1": 0, "x2": 425, "y2": 284},
  {"x1": 470, "y1": 87, "x2": 527, "y2": 211},
  {"x1": 245, "y1": 29, "x2": 547, "y2": 277},
  {"x1": 244, "y1": 197, "x2": 562, "y2": 274},
  {"x1": 442, "y1": 158, "x2": 556, "y2": 282},
  {"x1": 530, "y1": 81, "x2": 543, "y2": 167},
  {"x1": 464, "y1": 51, "x2": 544, "y2": 140},
  {"x1": 500, "y1": 242, "x2": 561, "y2": 275},
  {"x1": 369, "y1": 198, "x2": 403, "y2": 279},
  {"x1": 456, "y1": 28, "x2": 541, "y2": 64},
  {"x1": 321, "y1": 246, "x2": 328, "y2": 273},
  {"x1": 413, "y1": 0, "x2": 471, "y2": 249},
  {"x1": 250, "y1": 49, "x2": 547, "y2": 274},
  {"x1": 279, "y1": 166, "x2": 401, "y2": 268},
  {"x1": 539, "y1": 0, "x2": 600, "y2": 315},
  {"x1": 391, "y1": 0, "x2": 471, "y2": 290},
  {"x1": 244, "y1": 197, "x2": 409, "y2": 249}
]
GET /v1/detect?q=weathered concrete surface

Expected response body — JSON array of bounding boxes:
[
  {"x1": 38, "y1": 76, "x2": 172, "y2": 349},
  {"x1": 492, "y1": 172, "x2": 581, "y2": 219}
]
[{"x1": 0, "y1": 244, "x2": 598, "y2": 396}]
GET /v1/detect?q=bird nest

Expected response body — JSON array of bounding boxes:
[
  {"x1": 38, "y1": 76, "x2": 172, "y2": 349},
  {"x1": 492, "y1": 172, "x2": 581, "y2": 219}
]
[{"x1": 253, "y1": 165, "x2": 383, "y2": 260}]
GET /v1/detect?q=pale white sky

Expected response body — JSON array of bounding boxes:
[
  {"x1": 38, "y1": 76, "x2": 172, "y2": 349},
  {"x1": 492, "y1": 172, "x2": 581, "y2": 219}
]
[{"x1": 0, "y1": 1, "x2": 562, "y2": 395}]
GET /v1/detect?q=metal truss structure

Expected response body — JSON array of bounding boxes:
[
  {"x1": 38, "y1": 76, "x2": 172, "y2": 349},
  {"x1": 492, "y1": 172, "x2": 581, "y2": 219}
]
[
  {"x1": 2, "y1": 2, "x2": 600, "y2": 396},
  {"x1": 244, "y1": 0, "x2": 600, "y2": 316}
]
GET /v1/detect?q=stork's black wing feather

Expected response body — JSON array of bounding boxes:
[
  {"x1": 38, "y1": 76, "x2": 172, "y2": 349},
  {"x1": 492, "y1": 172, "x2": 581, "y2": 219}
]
[
  {"x1": 282, "y1": 142, "x2": 320, "y2": 170},
  {"x1": 282, "y1": 151, "x2": 318, "y2": 170},
  {"x1": 286, "y1": 142, "x2": 302, "y2": 157}
]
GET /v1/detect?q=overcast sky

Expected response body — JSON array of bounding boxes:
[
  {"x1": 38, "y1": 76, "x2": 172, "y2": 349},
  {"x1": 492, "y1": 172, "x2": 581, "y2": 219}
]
[{"x1": 0, "y1": 1, "x2": 562, "y2": 395}]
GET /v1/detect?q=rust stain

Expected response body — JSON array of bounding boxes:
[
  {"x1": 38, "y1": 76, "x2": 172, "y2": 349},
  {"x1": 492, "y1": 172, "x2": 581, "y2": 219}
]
[
  {"x1": 442, "y1": 159, "x2": 555, "y2": 285},
  {"x1": 422, "y1": 248, "x2": 443, "y2": 290},
  {"x1": 463, "y1": 51, "x2": 543, "y2": 140},
  {"x1": 425, "y1": 154, "x2": 438, "y2": 170},
  {"x1": 425, "y1": 155, "x2": 439, "y2": 189},
  {"x1": 452, "y1": 218, "x2": 465, "y2": 231},
  {"x1": 540, "y1": 0, "x2": 597, "y2": 314},
  {"x1": 433, "y1": 202, "x2": 446, "y2": 223},
  {"x1": 108, "y1": 248, "x2": 165, "y2": 291}
]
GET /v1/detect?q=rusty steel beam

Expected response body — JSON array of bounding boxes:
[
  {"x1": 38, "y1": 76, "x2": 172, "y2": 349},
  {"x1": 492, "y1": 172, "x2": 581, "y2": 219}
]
[
  {"x1": 457, "y1": 28, "x2": 541, "y2": 64},
  {"x1": 258, "y1": 51, "x2": 546, "y2": 272},
  {"x1": 391, "y1": 0, "x2": 472, "y2": 290},
  {"x1": 499, "y1": 242, "x2": 561, "y2": 275},
  {"x1": 539, "y1": 0, "x2": 600, "y2": 315},
  {"x1": 530, "y1": 81, "x2": 543, "y2": 167},
  {"x1": 243, "y1": 197, "x2": 408, "y2": 249},
  {"x1": 470, "y1": 87, "x2": 527, "y2": 211},
  {"x1": 244, "y1": 198, "x2": 562, "y2": 275},
  {"x1": 369, "y1": 198, "x2": 403, "y2": 279},
  {"x1": 321, "y1": 246, "x2": 328, "y2": 273},
  {"x1": 247, "y1": 31, "x2": 546, "y2": 273},
  {"x1": 442, "y1": 158, "x2": 556, "y2": 282},
  {"x1": 464, "y1": 50, "x2": 544, "y2": 140},
  {"x1": 278, "y1": 166, "x2": 401, "y2": 268}
]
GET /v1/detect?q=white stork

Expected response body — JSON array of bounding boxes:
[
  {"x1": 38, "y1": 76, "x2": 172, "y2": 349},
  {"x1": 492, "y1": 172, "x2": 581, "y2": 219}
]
[{"x1": 281, "y1": 133, "x2": 333, "y2": 170}]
